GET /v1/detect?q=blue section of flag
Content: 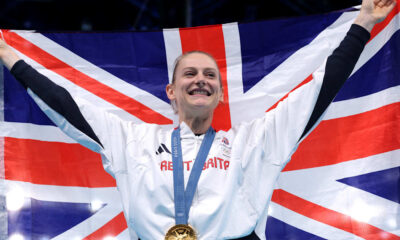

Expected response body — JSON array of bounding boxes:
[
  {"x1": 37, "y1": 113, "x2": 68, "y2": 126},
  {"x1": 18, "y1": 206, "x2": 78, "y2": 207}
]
[
  {"x1": 43, "y1": 31, "x2": 171, "y2": 102},
  {"x1": 238, "y1": 13, "x2": 341, "y2": 93},
  {"x1": 8, "y1": 198, "x2": 104, "y2": 239},
  {"x1": 265, "y1": 216, "x2": 326, "y2": 240},
  {"x1": 335, "y1": 30, "x2": 400, "y2": 101},
  {"x1": 337, "y1": 167, "x2": 400, "y2": 203},
  {"x1": 3, "y1": 68, "x2": 54, "y2": 125}
]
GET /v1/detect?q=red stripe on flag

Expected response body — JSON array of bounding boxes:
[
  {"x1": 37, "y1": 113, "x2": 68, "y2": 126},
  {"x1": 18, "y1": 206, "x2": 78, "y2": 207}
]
[
  {"x1": 267, "y1": 74, "x2": 314, "y2": 112},
  {"x1": 3, "y1": 31, "x2": 172, "y2": 125},
  {"x1": 4, "y1": 137, "x2": 116, "y2": 187},
  {"x1": 369, "y1": 1, "x2": 400, "y2": 41},
  {"x1": 82, "y1": 212, "x2": 127, "y2": 240},
  {"x1": 284, "y1": 102, "x2": 400, "y2": 171},
  {"x1": 272, "y1": 189, "x2": 400, "y2": 240},
  {"x1": 179, "y1": 25, "x2": 232, "y2": 131}
]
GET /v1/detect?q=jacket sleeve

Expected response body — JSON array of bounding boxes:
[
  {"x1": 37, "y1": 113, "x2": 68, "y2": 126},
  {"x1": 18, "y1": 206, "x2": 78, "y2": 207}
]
[{"x1": 10, "y1": 60, "x2": 132, "y2": 176}]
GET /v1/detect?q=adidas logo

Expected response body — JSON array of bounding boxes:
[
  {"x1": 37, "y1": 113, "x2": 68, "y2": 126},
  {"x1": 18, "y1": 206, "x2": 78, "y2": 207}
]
[{"x1": 155, "y1": 143, "x2": 171, "y2": 155}]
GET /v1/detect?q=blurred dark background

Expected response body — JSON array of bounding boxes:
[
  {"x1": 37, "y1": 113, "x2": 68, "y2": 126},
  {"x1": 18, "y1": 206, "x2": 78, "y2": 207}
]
[{"x1": 0, "y1": 0, "x2": 361, "y2": 31}]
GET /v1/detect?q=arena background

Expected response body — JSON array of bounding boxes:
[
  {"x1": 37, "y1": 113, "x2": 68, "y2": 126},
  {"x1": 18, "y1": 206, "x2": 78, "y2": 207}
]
[{"x1": 0, "y1": 0, "x2": 361, "y2": 30}]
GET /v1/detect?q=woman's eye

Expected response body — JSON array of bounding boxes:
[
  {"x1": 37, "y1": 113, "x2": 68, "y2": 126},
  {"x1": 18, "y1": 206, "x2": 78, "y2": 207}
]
[
  {"x1": 206, "y1": 72, "x2": 216, "y2": 78},
  {"x1": 185, "y1": 72, "x2": 195, "y2": 76}
]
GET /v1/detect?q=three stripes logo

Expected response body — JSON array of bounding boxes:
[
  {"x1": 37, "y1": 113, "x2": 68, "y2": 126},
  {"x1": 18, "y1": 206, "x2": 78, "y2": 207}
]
[{"x1": 155, "y1": 143, "x2": 171, "y2": 155}]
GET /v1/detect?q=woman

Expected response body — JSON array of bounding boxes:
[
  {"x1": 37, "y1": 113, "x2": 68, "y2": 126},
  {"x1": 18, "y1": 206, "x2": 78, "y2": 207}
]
[{"x1": 0, "y1": 0, "x2": 396, "y2": 239}]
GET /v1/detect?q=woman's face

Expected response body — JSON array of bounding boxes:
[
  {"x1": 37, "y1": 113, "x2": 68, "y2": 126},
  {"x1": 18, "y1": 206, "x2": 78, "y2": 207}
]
[{"x1": 166, "y1": 52, "x2": 223, "y2": 117}]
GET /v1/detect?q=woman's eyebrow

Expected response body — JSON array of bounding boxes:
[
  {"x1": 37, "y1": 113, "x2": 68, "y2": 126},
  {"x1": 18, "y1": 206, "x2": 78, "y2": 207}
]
[{"x1": 181, "y1": 67, "x2": 197, "y2": 71}]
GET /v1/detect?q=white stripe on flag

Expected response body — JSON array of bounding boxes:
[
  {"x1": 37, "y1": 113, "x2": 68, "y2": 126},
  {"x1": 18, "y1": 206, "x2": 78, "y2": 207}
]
[
  {"x1": 325, "y1": 85, "x2": 400, "y2": 120},
  {"x1": 0, "y1": 121, "x2": 75, "y2": 143},
  {"x1": 2, "y1": 180, "x2": 118, "y2": 203},
  {"x1": 268, "y1": 202, "x2": 365, "y2": 240},
  {"x1": 163, "y1": 27, "x2": 183, "y2": 84},
  {"x1": 222, "y1": 22, "x2": 245, "y2": 126}
]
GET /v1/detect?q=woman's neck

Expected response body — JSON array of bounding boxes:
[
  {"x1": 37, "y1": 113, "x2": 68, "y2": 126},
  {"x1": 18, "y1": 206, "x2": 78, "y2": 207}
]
[{"x1": 179, "y1": 113, "x2": 213, "y2": 135}]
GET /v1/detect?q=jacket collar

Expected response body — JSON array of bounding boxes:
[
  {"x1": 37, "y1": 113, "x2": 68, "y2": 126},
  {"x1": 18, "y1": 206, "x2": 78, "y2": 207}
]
[{"x1": 179, "y1": 121, "x2": 205, "y2": 140}]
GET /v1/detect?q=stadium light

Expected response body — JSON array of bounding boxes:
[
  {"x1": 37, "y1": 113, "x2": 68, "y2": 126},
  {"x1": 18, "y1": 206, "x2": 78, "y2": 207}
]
[
  {"x1": 103, "y1": 237, "x2": 116, "y2": 240},
  {"x1": 349, "y1": 198, "x2": 381, "y2": 222},
  {"x1": 8, "y1": 233, "x2": 24, "y2": 240},
  {"x1": 6, "y1": 187, "x2": 25, "y2": 211},
  {"x1": 387, "y1": 218, "x2": 397, "y2": 229},
  {"x1": 90, "y1": 199, "x2": 103, "y2": 212}
]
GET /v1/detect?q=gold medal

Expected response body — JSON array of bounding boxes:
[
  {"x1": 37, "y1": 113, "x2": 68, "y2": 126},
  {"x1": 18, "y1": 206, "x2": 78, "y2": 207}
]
[{"x1": 165, "y1": 224, "x2": 197, "y2": 240}]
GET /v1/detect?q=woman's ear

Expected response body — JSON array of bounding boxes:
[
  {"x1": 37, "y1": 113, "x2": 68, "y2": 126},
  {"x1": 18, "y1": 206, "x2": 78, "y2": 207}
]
[
  {"x1": 219, "y1": 88, "x2": 224, "y2": 103},
  {"x1": 166, "y1": 83, "x2": 175, "y2": 100}
]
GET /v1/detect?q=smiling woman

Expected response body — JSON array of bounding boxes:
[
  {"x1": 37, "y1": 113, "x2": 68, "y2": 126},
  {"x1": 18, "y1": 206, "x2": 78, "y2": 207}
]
[
  {"x1": 166, "y1": 51, "x2": 224, "y2": 134},
  {"x1": 0, "y1": 0, "x2": 396, "y2": 239}
]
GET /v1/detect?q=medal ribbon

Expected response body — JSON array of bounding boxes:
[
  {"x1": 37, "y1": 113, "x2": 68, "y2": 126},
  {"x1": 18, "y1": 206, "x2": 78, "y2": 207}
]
[{"x1": 171, "y1": 126, "x2": 215, "y2": 224}]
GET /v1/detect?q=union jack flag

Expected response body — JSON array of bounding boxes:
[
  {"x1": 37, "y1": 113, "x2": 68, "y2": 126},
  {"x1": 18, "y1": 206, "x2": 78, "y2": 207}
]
[{"x1": 1, "y1": 4, "x2": 399, "y2": 240}]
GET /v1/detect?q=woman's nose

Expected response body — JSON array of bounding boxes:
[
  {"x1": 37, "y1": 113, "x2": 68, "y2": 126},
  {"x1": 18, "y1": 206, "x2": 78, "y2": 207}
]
[{"x1": 194, "y1": 75, "x2": 206, "y2": 86}]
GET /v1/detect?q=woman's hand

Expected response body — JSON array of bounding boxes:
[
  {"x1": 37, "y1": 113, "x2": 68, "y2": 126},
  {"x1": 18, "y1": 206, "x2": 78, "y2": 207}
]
[
  {"x1": 0, "y1": 37, "x2": 21, "y2": 70},
  {"x1": 354, "y1": 0, "x2": 397, "y2": 32}
]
